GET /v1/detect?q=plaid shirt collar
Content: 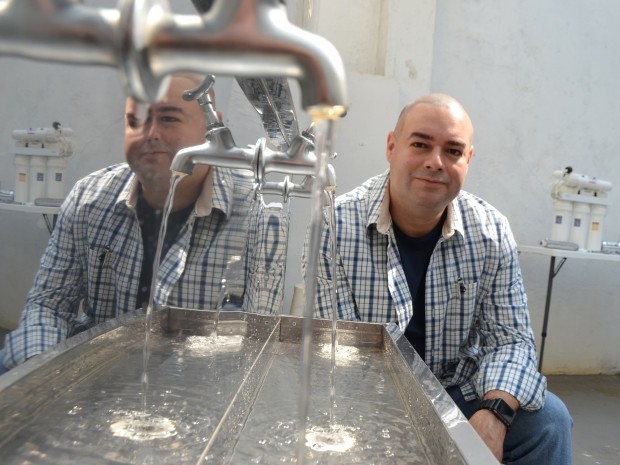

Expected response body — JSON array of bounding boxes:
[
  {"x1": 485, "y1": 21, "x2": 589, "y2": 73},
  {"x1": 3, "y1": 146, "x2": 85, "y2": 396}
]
[
  {"x1": 117, "y1": 165, "x2": 237, "y2": 219},
  {"x1": 370, "y1": 170, "x2": 464, "y2": 241}
]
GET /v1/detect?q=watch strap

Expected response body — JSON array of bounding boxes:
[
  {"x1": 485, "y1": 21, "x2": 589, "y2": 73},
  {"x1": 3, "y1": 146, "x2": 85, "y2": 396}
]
[{"x1": 476, "y1": 398, "x2": 516, "y2": 431}]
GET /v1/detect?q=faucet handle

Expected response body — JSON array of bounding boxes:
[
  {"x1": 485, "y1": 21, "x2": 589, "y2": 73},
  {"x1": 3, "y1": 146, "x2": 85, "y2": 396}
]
[{"x1": 182, "y1": 75, "x2": 220, "y2": 128}]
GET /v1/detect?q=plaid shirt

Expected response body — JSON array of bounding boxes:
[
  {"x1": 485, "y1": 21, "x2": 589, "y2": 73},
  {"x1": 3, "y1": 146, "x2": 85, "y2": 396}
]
[
  {"x1": 4, "y1": 163, "x2": 286, "y2": 368},
  {"x1": 306, "y1": 171, "x2": 546, "y2": 410}
]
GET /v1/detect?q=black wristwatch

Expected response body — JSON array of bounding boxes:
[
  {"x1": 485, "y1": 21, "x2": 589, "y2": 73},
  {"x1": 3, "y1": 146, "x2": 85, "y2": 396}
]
[{"x1": 476, "y1": 398, "x2": 516, "y2": 431}]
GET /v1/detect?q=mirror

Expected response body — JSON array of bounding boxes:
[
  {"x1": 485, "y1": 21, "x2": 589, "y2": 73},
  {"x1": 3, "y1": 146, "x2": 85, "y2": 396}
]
[{"x1": 0, "y1": 0, "x2": 326, "y2": 336}]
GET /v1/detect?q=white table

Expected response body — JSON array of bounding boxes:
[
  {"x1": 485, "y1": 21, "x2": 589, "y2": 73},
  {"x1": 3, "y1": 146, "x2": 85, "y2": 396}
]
[
  {"x1": 0, "y1": 202, "x2": 60, "y2": 234},
  {"x1": 518, "y1": 245, "x2": 620, "y2": 371}
]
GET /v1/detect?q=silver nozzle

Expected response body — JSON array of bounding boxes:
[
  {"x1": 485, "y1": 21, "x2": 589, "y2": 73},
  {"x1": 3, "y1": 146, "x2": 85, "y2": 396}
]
[{"x1": 170, "y1": 126, "x2": 256, "y2": 176}]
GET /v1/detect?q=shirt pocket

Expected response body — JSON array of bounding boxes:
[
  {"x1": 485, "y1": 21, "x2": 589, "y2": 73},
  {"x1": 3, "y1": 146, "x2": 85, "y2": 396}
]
[
  {"x1": 86, "y1": 245, "x2": 117, "y2": 317},
  {"x1": 444, "y1": 280, "x2": 479, "y2": 348}
]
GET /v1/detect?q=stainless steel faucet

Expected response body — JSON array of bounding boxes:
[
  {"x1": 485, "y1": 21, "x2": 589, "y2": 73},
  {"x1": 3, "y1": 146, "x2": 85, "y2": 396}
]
[
  {"x1": 0, "y1": 0, "x2": 347, "y2": 197},
  {"x1": 0, "y1": 0, "x2": 348, "y2": 113}
]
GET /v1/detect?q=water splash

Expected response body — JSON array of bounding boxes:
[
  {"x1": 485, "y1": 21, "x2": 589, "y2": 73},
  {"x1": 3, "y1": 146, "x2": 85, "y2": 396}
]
[{"x1": 110, "y1": 410, "x2": 177, "y2": 442}]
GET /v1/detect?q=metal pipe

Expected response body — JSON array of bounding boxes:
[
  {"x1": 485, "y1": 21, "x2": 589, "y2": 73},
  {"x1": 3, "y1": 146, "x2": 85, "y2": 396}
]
[{"x1": 0, "y1": 0, "x2": 119, "y2": 65}]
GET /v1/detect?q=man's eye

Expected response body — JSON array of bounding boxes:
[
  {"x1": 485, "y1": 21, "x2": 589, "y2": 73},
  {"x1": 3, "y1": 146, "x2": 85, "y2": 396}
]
[
  {"x1": 126, "y1": 118, "x2": 140, "y2": 129},
  {"x1": 411, "y1": 142, "x2": 427, "y2": 149},
  {"x1": 446, "y1": 148, "x2": 463, "y2": 157},
  {"x1": 160, "y1": 116, "x2": 180, "y2": 123}
]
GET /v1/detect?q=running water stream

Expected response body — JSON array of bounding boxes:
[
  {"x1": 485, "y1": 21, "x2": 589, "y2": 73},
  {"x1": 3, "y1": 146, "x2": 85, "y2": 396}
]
[
  {"x1": 142, "y1": 173, "x2": 184, "y2": 412},
  {"x1": 297, "y1": 109, "x2": 351, "y2": 464},
  {"x1": 110, "y1": 173, "x2": 185, "y2": 442}
]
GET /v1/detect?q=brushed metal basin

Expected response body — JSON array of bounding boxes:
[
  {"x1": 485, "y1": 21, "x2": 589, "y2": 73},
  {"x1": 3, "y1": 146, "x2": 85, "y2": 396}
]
[{"x1": 0, "y1": 308, "x2": 497, "y2": 464}]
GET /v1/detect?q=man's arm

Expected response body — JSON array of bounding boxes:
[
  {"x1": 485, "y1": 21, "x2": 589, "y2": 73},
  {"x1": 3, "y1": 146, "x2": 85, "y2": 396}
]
[
  {"x1": 470, "y1": 389, "x2": 519, "y2": 461},
  {"x1": 3, "y1": 192, "x2": 84, "y2": 369},
  {"x1": 473, "y1": 218, "x2": 545, "y2": 410}
]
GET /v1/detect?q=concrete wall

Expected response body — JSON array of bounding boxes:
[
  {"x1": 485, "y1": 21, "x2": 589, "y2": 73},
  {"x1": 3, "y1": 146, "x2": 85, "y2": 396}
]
[{"x1": 0, "y1": 0, "x2": 617, "y2": 374}]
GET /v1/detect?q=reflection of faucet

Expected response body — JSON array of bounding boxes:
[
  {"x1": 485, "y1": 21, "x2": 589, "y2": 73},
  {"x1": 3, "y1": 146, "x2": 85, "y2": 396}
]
[
  {"x1": 181, "y1": 75, "x2": 220, "y2": 128},
  {"x1": 170, "y1": 89, "x2": 333, "y2": 203},
  {"x1": 172, "y1": 126, "x2": 257, "y2": 175},
  {"x1": 260, "y1": 164, "x2": 336, "y2": 202},
  {"x1": 0, "y1": 0, "x2": 348, "y2": 113},
  {"x1": 170, "y1": 118, "x2": 319, "y2": 181}
]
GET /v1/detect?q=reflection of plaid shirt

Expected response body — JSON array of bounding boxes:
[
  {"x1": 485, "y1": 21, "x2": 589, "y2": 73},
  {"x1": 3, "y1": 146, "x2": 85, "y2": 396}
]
[
  {"x1": 5, "y1": 163, "x2": 285, "y2": 368},
  {"x1": 306, "y1": 171, "x2": 546, "y2": 410}
]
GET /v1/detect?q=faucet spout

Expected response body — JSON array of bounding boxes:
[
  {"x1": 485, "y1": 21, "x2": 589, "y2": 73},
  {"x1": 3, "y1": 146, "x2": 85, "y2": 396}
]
[
  {"x1": 121, "y1": 0, "x2": 348, "y2": 111},
  {"x1": 0, "y1": 0, "x2": 348, "y2": 115},
  {"x1": 0, "y1": 0, "x2": 119, "y2": 65},
  {"x1": 170, "y1": 126, "x2": 256, "y2": 176}
]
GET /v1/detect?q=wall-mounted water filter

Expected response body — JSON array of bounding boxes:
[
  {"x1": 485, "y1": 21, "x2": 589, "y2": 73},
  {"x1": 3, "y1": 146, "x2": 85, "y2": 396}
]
[{"x1": 10, "y1": 123, "x2": 74, "y2": 204}]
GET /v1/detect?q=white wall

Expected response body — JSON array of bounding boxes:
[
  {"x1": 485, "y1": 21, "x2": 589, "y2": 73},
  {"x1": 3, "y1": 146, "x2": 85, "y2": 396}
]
[
  {"x1": 430, "y1": 0, "x2": 620, "y2": 374},
  {"x1": 0, "y1": 0, "x2": 618, "y2": 374}
]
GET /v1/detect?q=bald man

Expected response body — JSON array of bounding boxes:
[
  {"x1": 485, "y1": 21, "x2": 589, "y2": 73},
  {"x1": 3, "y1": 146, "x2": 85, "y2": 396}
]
[{"x1": 305, "y1": 94, "x2": 572, "y2": 464}]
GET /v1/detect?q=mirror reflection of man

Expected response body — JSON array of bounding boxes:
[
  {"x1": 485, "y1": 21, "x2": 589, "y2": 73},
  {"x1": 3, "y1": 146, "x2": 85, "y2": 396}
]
[{"x1": 1, "y1": 75, "x2": 285, "y2": 372}]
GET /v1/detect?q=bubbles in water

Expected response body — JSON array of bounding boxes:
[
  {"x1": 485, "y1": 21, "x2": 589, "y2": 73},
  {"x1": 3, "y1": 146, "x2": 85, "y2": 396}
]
[
  {"x1": 181, "y1": 334, "x2": 244, "y2": 357},
  {"x1": 305, "y1": 424, "x2": 356, "y2": 453},
  {"x1": 110, "y1": 410, "x2": 177, "y2": 442},
  {"x1": 67, "y1": 405, "x2": 82, "y2": 415},
  {"x1": 316, "y1": 343, "x2": 360, "y2": 366}
]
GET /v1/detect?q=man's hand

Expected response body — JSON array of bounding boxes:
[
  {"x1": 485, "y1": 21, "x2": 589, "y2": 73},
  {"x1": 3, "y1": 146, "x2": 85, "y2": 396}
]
[
  {"x1": 469, "y1": 408, "x2": 507, "y2": 461},
  {"x1": 471, "y1": 390, "x2": 520, "y2": 462}
]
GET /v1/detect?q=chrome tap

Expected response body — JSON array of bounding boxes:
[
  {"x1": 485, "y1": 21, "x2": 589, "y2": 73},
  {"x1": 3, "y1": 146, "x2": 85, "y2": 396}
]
[
  {"x1": 260, "y1": 164, "x2": 336, "y2": 203},
  {"x1": 0, "y1": 0, "x2": 347, "y2": 113},
  {"x1": 181, "y1": 74, "x2": 220, "y2": 129},
  {"x1": 170, "y1": 121, "x2": 318, "y2": 182},
  {"x1": 258, "y1": 127, "x2": 317, "y2": 180},
  {"x1": 171, "y1": 126, "x2": 257, "y2": 175}
]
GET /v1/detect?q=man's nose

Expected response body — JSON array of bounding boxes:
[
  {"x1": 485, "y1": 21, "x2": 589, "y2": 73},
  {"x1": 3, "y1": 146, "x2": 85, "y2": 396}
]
[
  {"x1": 424, "y1": 146, "x2": 444, "y2": 170},
  {"x1": 145, "y1": 119, "x2": 161, "y2": 140}
]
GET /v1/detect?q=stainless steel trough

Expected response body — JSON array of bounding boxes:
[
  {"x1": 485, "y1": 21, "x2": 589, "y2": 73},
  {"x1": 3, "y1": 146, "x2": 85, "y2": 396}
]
[{"x1": 0, "y1": 308, "x2": 498, "y2": 464}]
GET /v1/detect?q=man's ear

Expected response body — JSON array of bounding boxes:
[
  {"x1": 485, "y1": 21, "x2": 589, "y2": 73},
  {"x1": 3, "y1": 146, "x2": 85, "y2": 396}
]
[
  {"x1": 386, "y1": 131, "x2": 396, "y2": 162},
  {"x1": 466, "y1": 145, "x2": 474, "y2": 164}
]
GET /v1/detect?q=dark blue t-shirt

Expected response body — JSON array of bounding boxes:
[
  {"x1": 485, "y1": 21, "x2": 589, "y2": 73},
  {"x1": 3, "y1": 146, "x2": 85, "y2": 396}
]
[
  {"x1": 136, "y1": 192, "x2": 194, "y2": 309},
  {"x1": 393, "y1": 214, "x2": 444, "y2": 361}
]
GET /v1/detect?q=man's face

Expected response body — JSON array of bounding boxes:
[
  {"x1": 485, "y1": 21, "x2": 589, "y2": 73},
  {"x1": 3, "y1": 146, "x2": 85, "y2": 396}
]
[
  {"x1": 386, "y1": 102, "x2": 474, "y2": 218},
  {"x1": 123, "y1": 77, "x2": 206, "y2": 187}
]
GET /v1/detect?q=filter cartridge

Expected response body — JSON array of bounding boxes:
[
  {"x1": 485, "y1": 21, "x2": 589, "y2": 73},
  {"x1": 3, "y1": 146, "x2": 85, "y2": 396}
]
[
  {"x1": 586, "y1": 204, "x2": 607, "y2": 252},
  {"x1": 551, "y1": 199, "x2": 573, "y2": 242},
  {"x1": 45, "y1": 157, "x2": 67, "y2": 199},
  {"x1": 13, "y1": 155, "x2": 29, "y2": 204},
  {"x1": 28, "y1": 156, "x2": 46, "y2": 203},
  {"x1": 570, "y1": 202, "x2": 591, "y2": 249}
]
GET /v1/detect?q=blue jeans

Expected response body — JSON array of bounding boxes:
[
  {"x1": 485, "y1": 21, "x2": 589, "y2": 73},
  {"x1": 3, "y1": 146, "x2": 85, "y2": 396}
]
[{"x1": 447, "y1": 386, "x2": 573, "y2": 465}]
